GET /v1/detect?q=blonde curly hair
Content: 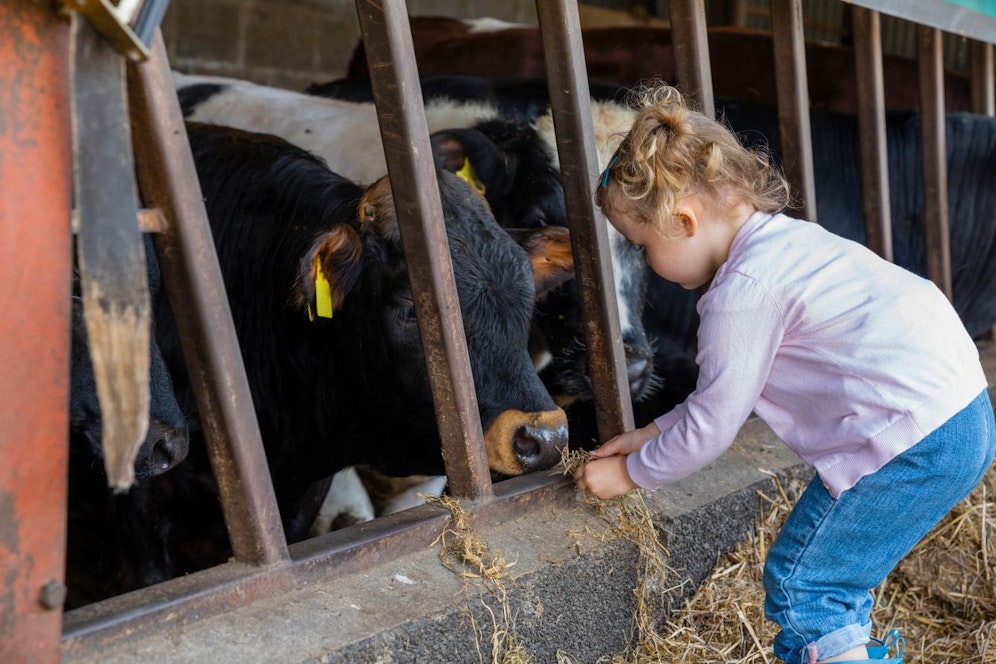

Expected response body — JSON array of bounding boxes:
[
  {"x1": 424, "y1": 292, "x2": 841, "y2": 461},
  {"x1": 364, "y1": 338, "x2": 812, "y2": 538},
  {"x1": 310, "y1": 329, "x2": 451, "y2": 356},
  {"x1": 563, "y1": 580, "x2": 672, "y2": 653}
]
[{"x1": 595, "y1": 83, "x2": 791, "y2": 237}]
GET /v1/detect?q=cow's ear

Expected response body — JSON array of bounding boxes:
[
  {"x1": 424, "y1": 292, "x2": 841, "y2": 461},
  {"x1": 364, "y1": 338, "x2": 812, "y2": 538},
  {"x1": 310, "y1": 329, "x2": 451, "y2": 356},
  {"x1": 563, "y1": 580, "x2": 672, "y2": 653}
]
[
  {"x1": 357, "y1": 176, "x2": 401, "y2": 244},
  {"x1": 429, "y1": 131, "x2": 467, "y2": 172},
  {"x1": 430, "y1": 129, "x2": 499, "y2": 197},
  {"x1": 506, "y1": 226, "x2": 574, "y2": 298},
  {"x1": 296, "y1": 224, "x2": 363, "y2": 319}
]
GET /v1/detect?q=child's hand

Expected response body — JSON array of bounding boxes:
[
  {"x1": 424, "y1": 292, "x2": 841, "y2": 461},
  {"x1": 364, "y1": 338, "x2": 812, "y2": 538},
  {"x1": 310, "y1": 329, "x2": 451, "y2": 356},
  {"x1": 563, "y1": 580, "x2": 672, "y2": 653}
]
[
  {"x1": 573, "y1": 456, "x2": 638, "y2": 499},
  {"x1": 590, "y1": 421, "x2": 661, "y2": 458}
]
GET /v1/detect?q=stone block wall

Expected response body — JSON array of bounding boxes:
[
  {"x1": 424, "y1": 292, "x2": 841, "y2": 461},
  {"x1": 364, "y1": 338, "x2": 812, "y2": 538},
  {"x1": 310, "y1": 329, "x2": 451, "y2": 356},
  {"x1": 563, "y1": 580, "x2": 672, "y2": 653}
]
[{"x1": 161, "y1": 0, "x2": 540, "y2": 90}]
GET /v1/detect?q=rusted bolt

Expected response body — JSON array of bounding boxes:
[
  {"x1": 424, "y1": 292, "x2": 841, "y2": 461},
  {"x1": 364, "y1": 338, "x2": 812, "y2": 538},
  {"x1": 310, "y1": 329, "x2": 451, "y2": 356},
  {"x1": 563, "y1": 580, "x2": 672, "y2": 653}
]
[{"x1": 39, "y1": 580, "x2": 67, "y2": 610}]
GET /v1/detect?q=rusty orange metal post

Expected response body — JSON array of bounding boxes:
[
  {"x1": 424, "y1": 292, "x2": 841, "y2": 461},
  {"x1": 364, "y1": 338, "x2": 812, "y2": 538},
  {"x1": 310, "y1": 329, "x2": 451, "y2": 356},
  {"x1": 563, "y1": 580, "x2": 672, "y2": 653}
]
[{"x1": 0, "y1": 2, "x2": 73, "y2": 662}]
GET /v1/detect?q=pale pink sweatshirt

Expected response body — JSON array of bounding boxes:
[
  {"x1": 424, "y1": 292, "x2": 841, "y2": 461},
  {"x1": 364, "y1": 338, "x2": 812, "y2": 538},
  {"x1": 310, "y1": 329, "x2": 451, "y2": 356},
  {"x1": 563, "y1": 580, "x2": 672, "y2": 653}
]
[{"x1": 628, "y1": 212, "x2": 987, "y2": 497}]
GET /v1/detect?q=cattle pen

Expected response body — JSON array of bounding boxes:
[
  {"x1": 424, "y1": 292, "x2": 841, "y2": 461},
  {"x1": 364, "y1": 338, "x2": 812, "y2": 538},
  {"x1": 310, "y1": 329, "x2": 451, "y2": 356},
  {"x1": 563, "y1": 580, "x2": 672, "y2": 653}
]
[{"x1": 2, "y1": 1, "x2": 995, "y2": 662}]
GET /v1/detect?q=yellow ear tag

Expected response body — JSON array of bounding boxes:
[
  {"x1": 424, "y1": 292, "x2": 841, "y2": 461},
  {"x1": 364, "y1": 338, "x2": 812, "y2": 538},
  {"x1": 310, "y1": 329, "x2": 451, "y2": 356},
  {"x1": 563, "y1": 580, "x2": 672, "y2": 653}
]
[
  {"x1": 313, "y1": 256, "x2": 334, "y2": 319},
  {"x1": 455, "y1": 157, "x2": 487, "y2": 196}
]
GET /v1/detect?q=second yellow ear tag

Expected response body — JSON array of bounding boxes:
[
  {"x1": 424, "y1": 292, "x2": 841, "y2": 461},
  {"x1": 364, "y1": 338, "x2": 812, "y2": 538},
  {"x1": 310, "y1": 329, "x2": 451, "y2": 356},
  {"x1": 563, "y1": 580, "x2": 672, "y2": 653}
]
[
  {"x1": 314, "y1": 256, "x2": 334, "y2": 319},
  {"x1": 455, "y1": 157, "x2": 487, "y2": 196}
]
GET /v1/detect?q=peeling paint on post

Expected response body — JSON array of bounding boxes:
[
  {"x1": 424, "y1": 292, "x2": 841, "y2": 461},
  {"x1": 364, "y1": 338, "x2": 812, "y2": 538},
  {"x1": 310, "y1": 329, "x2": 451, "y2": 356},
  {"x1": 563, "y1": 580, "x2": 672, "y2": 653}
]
[{"x1": 0, "y1": 3, "x2": 73, "y2": 662}]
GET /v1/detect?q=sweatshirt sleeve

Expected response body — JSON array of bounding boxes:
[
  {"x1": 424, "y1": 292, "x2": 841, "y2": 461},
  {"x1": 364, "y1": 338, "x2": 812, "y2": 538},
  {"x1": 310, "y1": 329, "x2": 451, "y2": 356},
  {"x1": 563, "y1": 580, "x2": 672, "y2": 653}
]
[{"x1": 627, "y1": 272, "x2": 784, "y2": 490}]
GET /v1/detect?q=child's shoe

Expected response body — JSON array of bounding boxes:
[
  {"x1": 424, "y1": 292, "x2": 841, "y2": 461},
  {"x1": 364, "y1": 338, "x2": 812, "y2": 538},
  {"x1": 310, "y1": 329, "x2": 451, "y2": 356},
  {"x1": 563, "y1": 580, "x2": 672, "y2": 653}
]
[
  {"x1": 820, "y1": 630, "x2": 905, "y2": 663},
  {"x1": 866, "y1": 629, "x2": 904, "y2": 661}
]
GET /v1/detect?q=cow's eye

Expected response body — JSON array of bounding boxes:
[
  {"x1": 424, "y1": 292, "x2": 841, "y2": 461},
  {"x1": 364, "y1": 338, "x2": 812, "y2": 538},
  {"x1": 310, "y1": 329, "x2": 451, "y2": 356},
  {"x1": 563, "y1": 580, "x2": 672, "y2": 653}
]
[
  {"x1": 521, "y1": 209, "x2": 547, "y2": 229},
  {"x1": 395, "y1": 295, "x2": 416, "y2": 323}
]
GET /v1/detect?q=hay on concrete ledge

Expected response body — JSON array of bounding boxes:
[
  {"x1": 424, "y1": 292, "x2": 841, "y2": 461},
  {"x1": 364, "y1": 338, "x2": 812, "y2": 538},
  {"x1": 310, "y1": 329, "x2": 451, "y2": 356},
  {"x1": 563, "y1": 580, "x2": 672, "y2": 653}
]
[
  {"x1": 428, "y1": 494, "x2": 532, "y2": 664},
  {"x1": 566, "y1": 444, "x2": 995, "y2": 662},
  {"x1": 559, "y1": 448, "x2": 683, "y2": 663},
  {"x1": 656, "y1": 466, "x2": 996, "y2": 663}
]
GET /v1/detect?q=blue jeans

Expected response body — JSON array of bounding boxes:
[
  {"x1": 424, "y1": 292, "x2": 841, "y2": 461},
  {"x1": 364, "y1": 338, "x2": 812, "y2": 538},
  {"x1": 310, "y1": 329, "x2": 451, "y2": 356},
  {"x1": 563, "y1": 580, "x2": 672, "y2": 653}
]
[{"x1": 763, "y1": 389, "x2": 996, "y2": 663}]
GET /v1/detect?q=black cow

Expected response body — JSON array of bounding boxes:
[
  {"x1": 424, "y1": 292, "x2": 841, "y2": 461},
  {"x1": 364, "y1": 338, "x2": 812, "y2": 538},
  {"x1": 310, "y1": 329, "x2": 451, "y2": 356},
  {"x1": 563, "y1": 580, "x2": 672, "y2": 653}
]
[
  {"x1": 66, "y1": 252, "x2": 197, "y2": 608},
  {"x1": 69, "y1": 246, "x2": 190, "y2": 481},
  {"x1": 156, "y1": 123, "x2": 572, "y2": 542},
  {"x1": 640, "y1": 102, "x2": 996, "y2": 417}
]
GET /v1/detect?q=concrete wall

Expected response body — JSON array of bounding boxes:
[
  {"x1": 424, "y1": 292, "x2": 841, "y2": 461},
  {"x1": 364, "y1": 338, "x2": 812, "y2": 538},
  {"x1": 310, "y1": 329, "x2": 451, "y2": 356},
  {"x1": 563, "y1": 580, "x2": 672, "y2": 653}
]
[{"x1": 161, "y1": 0, "x2": 540, "y2": 90}]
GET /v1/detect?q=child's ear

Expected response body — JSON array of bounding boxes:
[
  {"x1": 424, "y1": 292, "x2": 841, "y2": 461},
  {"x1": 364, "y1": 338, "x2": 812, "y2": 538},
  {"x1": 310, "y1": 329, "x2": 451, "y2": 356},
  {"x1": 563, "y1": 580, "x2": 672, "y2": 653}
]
[{"x1": 675, "y1": 205, "x2": 698, "y2": 237}]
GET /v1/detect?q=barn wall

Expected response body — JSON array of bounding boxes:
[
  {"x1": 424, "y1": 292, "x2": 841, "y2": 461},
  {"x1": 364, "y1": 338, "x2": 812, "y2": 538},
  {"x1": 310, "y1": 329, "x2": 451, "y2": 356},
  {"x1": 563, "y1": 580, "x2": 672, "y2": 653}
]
[
  {"x1": 162, "y1": 0, "x2": 971, "y2": 92},
  {"x1": 161, "y1": 0, "x2": 539, "y2": 90}
]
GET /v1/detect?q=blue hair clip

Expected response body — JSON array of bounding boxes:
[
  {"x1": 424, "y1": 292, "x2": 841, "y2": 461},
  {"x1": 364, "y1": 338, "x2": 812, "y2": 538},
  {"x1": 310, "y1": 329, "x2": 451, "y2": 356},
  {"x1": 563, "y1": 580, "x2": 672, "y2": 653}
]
[{"x1": 599, "y1": 154, "x2": 619, "y2": 189}]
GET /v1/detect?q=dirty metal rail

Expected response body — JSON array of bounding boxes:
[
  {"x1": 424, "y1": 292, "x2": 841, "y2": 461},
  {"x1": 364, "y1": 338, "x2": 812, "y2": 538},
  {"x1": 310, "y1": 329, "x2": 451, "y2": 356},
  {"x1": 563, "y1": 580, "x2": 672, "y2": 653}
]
[
  {"x1": 0, "y1": 3, "x2": 73, "y2": 662},
  {"x1": 536, "y1": 0, "x2": 634, "y2": 441},
  {"x1": 355, "y1": 0, "x2": 493, "y2": 500}
]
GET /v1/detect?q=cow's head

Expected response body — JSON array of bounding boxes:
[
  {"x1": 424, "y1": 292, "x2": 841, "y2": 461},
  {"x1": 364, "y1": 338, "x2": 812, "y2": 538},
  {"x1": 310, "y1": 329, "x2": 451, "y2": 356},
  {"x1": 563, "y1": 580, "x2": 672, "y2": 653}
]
[
  {"x1": 430, "y1": 106, "x2": 659, "y2": 404},
  {"x1": 296, "y1": 171, "x2": 570, "y2": 476},
  {"x1": 70, "y1": 297, "x2": 190, "y2": 481}
]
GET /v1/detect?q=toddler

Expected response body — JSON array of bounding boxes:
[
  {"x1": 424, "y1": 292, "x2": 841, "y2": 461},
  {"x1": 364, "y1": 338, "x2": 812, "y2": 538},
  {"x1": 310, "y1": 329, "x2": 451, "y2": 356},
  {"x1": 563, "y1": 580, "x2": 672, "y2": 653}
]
[{"x1": 574, "y1": 84, "x2": 995, "y2": 663}]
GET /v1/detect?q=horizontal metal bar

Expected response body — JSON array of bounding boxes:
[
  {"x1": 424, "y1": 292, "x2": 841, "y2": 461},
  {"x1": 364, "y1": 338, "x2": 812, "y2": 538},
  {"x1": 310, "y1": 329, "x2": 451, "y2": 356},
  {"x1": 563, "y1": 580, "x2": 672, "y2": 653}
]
[
  {"x1": 71, "y1": 207, "x2": 166, "y2": 234},
  {"x1": 61, "y1": 473, "x2": 576, "y2": 659}
]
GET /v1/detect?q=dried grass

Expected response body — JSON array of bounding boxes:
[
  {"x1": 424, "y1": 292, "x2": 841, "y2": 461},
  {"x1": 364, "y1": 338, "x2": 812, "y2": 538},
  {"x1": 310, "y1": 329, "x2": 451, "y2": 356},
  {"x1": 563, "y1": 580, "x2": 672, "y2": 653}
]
[
  {"x1": 650, "y1": 467, "x2": 996, "y2": 663},
  {"x1": 428, "y1": 493, "x2": 532, "y2": 664},
  {"x1": 559, "y1": 448, "x2": 682, "y2": 663},
  {"x1": 432, "y1": 448, "x2": 996, "y2": 663}
]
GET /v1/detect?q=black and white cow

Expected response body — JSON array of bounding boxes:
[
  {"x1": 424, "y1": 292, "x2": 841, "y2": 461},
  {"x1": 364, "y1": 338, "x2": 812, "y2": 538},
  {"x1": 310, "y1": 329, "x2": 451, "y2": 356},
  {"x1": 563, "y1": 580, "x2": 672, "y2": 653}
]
[
  {"x1": 158, "y1": 122, "x2": 572, "y2": 542},
  {"x1": 173, "y1": 73, "x2": 657, "y2": 406},
  {"x1": 305, "y1": 75, "x2": 631, "y2": 125},
  {"x1": 639, "y1": 101, "x2": 996, "y2": 417}
]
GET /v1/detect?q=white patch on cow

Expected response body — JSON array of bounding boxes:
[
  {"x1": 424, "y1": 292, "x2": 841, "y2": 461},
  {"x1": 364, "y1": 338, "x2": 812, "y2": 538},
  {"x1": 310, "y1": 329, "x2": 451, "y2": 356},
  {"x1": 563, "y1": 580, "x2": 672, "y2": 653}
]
[
  {"x1": 533, "y1": 100, "x2": 639, "y2": 337},
  {"x1": 380, "y1": 475, "x2": 448, "y2": 516},
  {"x1": 461, "y1": 17, "x2": 532, "y2": 33},
  {"x1": 424, "y1": 99, "x2": 500, "y2": 131},
  {"x1": 310, "y1": 466, "x2": 375, "y2": 536},
  {"x1": 174, "y1": 73, "x2": 501, "y2": 186}
]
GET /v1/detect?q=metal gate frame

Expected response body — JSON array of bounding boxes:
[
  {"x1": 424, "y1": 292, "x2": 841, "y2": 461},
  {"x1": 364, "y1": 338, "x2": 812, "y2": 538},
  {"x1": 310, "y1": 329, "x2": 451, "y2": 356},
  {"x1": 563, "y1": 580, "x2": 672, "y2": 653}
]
[{"x1": 0, "y1": 1, "x2": 993, "y2": 661}]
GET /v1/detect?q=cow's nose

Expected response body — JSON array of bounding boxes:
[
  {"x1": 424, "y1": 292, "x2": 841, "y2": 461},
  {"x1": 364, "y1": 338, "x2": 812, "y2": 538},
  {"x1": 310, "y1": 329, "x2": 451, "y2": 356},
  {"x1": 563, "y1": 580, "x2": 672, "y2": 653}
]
[
  {"x1": 146, "y1": 422, "x2": 190, "y2": 476},
  {"x1": 627, "y1": 357, "x2": 650, "y2": 387},
  {"x1": 624, "y1": 343, "x2": 656, "y2": 401},
  {"x1": 514, "y1": 422, "x2": 568, "y2": 472}
]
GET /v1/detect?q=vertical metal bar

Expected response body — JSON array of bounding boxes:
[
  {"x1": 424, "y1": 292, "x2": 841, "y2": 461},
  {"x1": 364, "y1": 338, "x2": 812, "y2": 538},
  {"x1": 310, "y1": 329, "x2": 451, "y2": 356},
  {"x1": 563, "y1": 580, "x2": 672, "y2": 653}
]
[
  {"x1": 732, "y1": 0, "x2": 750, "y2": 27},
  {"x1": 669, "y1": 0, "x2": 715, "y2": 118},
  {"x1": 354, "y1": 0, "x2": 492, "y2": 500},
  {"x1": 127, "y1": 33, "x2": 290, "y2": 565},
  {"x1": 0, "y1": 3, "x2": 72, "y2": 662},
  {"x1": 769, "y1": 0, "x2": 817, "y2": 221},
  {"x1": 535, "y1": 0, "x2": 634, "y2": 441},
  {"x1": 851, "y1": 7, "x2": 892, "y2": 261},
  {"x1": 970, "y1": 40, "x2": 995, "y2": 116},
  {"x1": 917, "y1": 25, "x2": 952, "y2": 299}
]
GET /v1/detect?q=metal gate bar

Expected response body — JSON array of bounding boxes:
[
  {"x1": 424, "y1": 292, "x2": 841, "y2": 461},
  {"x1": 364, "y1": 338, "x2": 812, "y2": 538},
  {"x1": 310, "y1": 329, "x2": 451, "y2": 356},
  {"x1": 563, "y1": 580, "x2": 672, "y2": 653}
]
[
  {"x1": 971, "y1": 40, "x2": 994, "y2": 116},
  {"x1": 769, "y1": 0, "x2": 818, "y2": 221},
  {"x1": 355, "y1": 0, "x2": 493, "y2": 500},
  {"x1": 536, "y1": 0, "x2": 634, "y2": 442},
  {"x1": 852, "y1": 6, "x2": 892, "y2": 261},
  {"x1": 669, "y1": 0, "x2": 715, "y2": 117},
  {"x1": 128, "y1": 33, "x2": 290, "y2": 566},
  {"x1": 0, "y1": 3, "x2": 72, "y2": 663},
  {"x1": 917, "y1": 25, "x2": 952, "y2": 300}
]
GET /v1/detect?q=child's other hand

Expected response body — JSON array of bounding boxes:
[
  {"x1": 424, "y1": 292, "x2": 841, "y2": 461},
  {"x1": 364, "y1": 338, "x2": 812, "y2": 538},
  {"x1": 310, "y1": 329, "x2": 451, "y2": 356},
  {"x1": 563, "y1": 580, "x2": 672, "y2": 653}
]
[
  {"x1": 590, "y1": 421, "x2": 661, "y2": 458},
  {"x1": 573, "y1": 456, "x2": 638, "y2": 499}
]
